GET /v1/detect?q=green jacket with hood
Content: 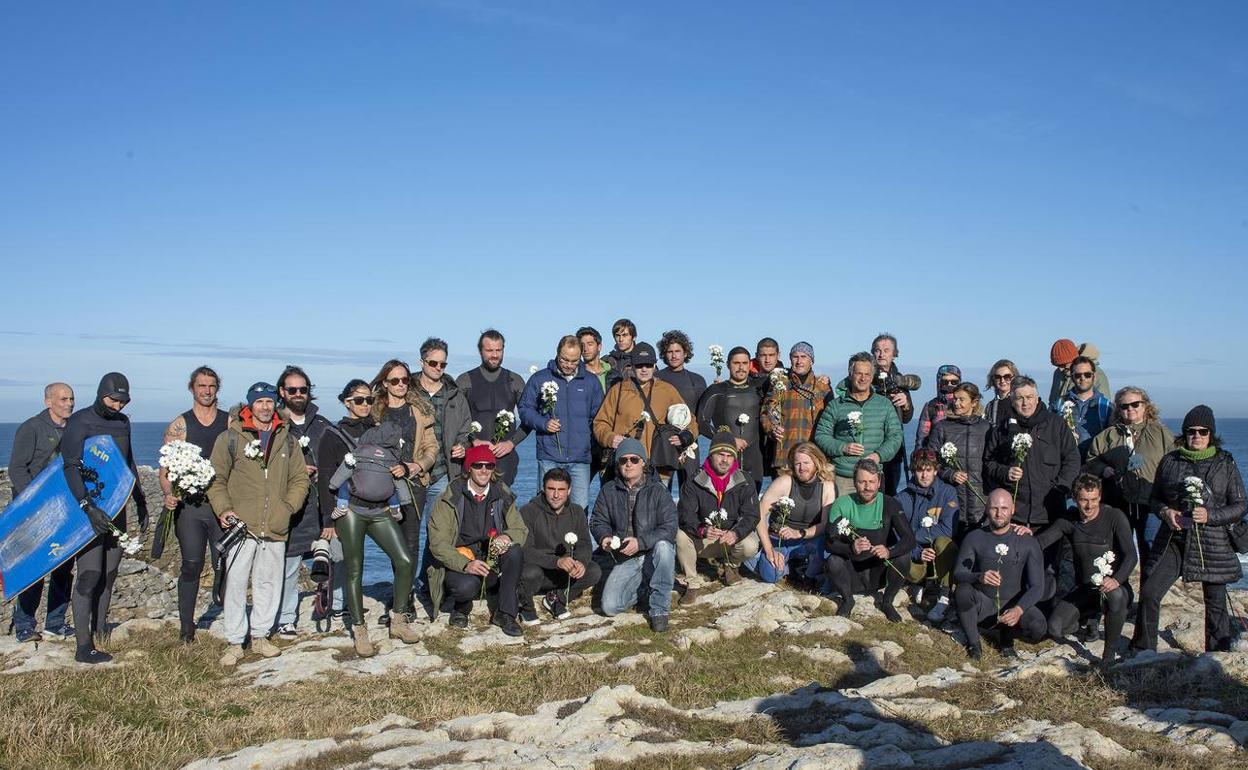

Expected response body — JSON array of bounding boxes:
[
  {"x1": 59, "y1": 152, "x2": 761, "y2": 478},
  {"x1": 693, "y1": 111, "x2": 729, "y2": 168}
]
[{"x1": 814, "y1": 380, "x2": 903, "y2": 479}]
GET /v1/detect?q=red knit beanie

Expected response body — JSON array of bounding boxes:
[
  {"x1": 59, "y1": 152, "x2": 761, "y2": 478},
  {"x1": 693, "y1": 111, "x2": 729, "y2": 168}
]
[
  {"x1": 464, "y1": 444, "x2": 495, "y2": 467},
  {"x1": 1050, "y1": 339, "x2": 1078, "y2": 367}
]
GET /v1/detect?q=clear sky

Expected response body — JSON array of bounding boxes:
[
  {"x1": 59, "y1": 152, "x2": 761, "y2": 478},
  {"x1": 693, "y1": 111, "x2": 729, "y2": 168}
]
[{"x1": 2, "y1": 2, "x2": 1245, "y2": 423}]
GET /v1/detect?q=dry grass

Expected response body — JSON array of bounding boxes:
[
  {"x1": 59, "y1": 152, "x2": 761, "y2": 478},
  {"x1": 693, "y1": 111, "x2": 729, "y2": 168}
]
[{"x1": 594, "y1": 748, "x2": 762, "y2": 770}]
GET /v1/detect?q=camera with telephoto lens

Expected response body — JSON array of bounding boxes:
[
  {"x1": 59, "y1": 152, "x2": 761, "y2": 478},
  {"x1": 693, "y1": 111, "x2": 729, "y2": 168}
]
[
  {"x1": 309, "y1": 538, "x2": 332, "y2": 585},
  {"x1": 219, "y1": 514, "x2": 249, "y2": 552},
  {"x1": 874, "y1": 370, "x2": 922, "y2": 397}
]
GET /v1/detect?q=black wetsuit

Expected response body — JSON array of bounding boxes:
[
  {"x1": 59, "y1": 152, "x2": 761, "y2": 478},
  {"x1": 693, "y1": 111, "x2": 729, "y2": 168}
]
[
  {"x1": 696, "y1": 380, "x2": 765, "y2": 483},
  {"x1": 175, "y1": 407, "x2": 229, "y2": 638},
  {"x1": 952, "y1": 528, "x2": 1047, "y2": 647}
]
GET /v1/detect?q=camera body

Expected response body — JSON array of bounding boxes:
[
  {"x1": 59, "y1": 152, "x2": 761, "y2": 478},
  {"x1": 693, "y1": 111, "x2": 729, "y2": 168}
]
[
  {"x1": 309, "y1": 538, "x2": 332, "y2": 584},
  {"x1": 219, "y1": 514, "x2": 249, "y2": 552},
  {"x1": 873, "y1": 370, "x2": 922, "y2": 397}
]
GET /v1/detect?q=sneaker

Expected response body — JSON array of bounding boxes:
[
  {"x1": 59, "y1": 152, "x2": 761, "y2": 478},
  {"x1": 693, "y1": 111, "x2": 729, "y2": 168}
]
[
  {"x1": 274, "y1": 623, "x2": 298, "y2": 640},
  {"x1": 491, "y1": 612, "x2": 523, "y2": 638},
  {"x1": 220, "y1": 644, "x2": 245, "y2": 667},
  {"x1": 926, "y1": 596, "x2": 950, "y2": 623},
  {"x1": 251, "y1": 637, "x2": 281, "y2": 658},
  {"x1": 519, "y1": 606, "x2": 541, "y2": 626},
  {"x1": 449, "y1": 602, "x2": 471, "y2": 629},
  {"x1": 75, "y1": 646, "x2": 112, "y2": 665},
  {"x1": 45, "y1": 624, "x2": 74, "y2": 640},
  {"x1": 15, "y1": 629, "x2": 42, "y2": 644},
  {"x1": 543, "y1": 591, "x2": 571, "y2": 620},
  {"x1": 1076, "y1": 621, "x2": 1099, "y2": 643},
  {"x1": 648, "y1": 614, "x2": 669, "y2": 633},
  {"x1": 722, "y1": 564, "x2": 742, "y2": 586}
]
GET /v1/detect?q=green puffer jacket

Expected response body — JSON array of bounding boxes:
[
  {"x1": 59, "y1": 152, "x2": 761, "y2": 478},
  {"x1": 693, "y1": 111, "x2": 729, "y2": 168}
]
[
  {"x1": 207, "y1": 405, "x2": 310, "y2": 542},
  {"x1": 813, "y1": 381, "x2": 903, "y2": 479}
]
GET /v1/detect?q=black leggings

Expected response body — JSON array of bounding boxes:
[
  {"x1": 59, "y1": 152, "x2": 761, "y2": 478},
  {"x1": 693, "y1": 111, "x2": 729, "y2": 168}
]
[
  {"x1": 954, "y1": 582, "x2": 1047, "y2": 647},
  {"x1": 1048, "y1": 584, "x2": 1132, "y2": 655},
  {"x1": 72, "y1": 532, "x2": 122, "y2": 648},
  {"x1": 825, "y1": 552, "x2": 910, "y2": 603},
  {"x1": 336, "y1": 511, "x2": 413, "y2": 622},
  {"x1": 175, "y1": 503, "x2": 221, "y2": 635}
]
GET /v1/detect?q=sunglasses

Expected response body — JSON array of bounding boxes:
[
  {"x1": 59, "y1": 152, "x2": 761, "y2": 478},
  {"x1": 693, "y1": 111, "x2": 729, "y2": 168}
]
[
  {"x1": 1185, "y1": 428, "x2": 1210, "y2": 437},
  {"x1": 283, "y1": 386, "x2": 309, "y2": 395},
  {"x1": 424, "y1": 360, "x2": 448, "y2": 370},
  {"x1": 346, "y1": 396, "x2": 376, "y2": 406},
  {"x1": 617, "y1": 455, "x2": 643, "y2": 466},
  {"x1": 993, "y1": 373, "x2": 1014, "y2": 381},
  {"x1": 1117, "y1": 400, "x2": 1143, "y2": 410},
  {"x1": 1071, "y1": 372, "x2": 1094, "y2": 380},
  {"x1": 470, "y1": 461, "x2": 497, "y2": 470},
  {"x1": 634, "y1": 363, "x2": 655, "y2": 370},
  {"x1": 384, "y1": 376, "x2": 409, "y2": 386}
]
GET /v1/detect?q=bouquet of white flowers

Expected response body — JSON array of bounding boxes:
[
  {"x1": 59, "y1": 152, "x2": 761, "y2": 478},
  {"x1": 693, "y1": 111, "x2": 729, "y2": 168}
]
[
  {"x1": 1061, "y1": 401, "x2": 1077, "y2": 434},
  {"x1": 493, "y1": 410, "x2": 516, "y2": 443},
  {"x1": 846, "y1": 411, "x2": 863, "y2": 445},
  {"x1": 1183, "y1": 476, "x2": 1207, "y2": 569},
  {"x1": 938, "y1": 441, "x2": 985, "y2": 504},
  {"x1": 771, "y1": 495, "x2": 796, "y2": 546},
  {"x1": 155, "y1": 439, "x2": 218, "y2": 552},
  {"x1": 1009, "y1": 433, "x2": 1033, "y2": 502},
  {"x1": 769, "y1": 367, "x2": 788, "y2": 393},
  {"x1": 540, "y1": 381, "x2": 562, "y2": 453},
  {"x1": 708, "y1": 345, "x2": 726, "y2": 378}
]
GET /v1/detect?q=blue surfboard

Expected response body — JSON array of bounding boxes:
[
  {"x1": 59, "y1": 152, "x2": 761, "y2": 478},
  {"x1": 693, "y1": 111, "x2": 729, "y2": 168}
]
[{"x1": 0, "y1": 435, "x2": 136, "y2": 601}]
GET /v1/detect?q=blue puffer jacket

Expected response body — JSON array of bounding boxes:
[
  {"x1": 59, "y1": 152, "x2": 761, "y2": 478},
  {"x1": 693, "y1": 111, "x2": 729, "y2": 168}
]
[
  {"x1": 896, "y1": 477, "x2": 959, "y2": 562},
  {"x1": 519, "y1": 359, "x2": 604, "y2": 464}
]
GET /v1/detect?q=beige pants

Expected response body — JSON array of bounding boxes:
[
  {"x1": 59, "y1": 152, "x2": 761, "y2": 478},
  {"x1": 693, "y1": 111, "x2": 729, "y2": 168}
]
[{"x1": 676, "y1": 530, "x2": 760, "y2": 586}]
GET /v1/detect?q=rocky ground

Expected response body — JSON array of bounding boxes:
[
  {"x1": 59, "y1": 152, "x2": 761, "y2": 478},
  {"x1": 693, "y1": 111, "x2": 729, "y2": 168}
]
[{"x1": 2, "y1": 469, "x2": 1247, "y2": 769}]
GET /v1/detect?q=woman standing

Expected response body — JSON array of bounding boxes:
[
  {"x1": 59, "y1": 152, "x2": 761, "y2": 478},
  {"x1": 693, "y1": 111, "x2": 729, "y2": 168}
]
[
  {"x1": 318, "y1": 379, "x2": 423, "y2": 656},
  {"x1": 750, "y1": 442, "x2": 836, "y2": 585},
  {"x1": 1084, "y1": 387, "x2": 1175, "y2": 570},
  {"x1": 369, "y1": 360, "x2": 439, "y2": 621},
  {"x1": 982, "y1": 360, "x2": 1018, "y2": 427},
  {"x1": 1131, "y1": 405, "x2": 1246, "y2": 653},
  {"x1": 928, "y1": 383, "x2": 990, "y2": 534}
]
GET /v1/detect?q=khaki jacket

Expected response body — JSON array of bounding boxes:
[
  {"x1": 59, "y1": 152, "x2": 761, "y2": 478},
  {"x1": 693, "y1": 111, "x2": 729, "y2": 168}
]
[
  {"x1": 593, "y1": 377, "x2": 697, "y2": 453},
  {"x1": 207, "y1": 405, "x2": 310, "y2": 541}
]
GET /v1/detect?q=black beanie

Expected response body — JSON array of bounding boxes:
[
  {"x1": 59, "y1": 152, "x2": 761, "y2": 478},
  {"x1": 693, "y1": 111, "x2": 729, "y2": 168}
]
[{"x1": 1182, "y1": 404, "x2": 1215, "y2": 435}]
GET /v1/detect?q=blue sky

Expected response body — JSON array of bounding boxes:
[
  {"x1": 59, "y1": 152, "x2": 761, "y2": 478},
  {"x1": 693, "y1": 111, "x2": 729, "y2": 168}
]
[{"x1": 2, "y1": 2, "x2": 1245, "y2": 423}]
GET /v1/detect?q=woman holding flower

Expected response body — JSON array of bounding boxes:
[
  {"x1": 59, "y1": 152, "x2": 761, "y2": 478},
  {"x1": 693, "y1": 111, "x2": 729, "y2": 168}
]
[
  {"x1": 1132, "y1": 405, "x2": 1246, "y2": 653},
  {"x1": 749, "y1": 442, "x2": 837, "y2": 585},
  {"x1": 928, "y1": 383, "x2": 990, "y2": 533},
  {"x1": 823, "y1": 459, "x2": 915, "y2": 622}
]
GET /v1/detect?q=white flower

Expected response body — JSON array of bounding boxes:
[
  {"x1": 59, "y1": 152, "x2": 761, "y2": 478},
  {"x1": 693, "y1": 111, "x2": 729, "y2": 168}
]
[
  {"x1": 1061, "y1": 401, "x2": 1075, "y2": 418},
  {"x1": 939, "y1": 442, "x2": 958, "y2": 462},
  {"x1": 769, "y1": 367, "x2": 789, "y2": 392},
  {"x1": 608, "y1": 535, "x2": 621, "y2": 550},
  {"x1": 1010, "y1": 433, "x2": 1033, "y2": 452},
  {"x1": 846, "y1": 411, "x2": 863, "y2": 429},
  {"x1": 707, "y1": 344, "x2": 724, "y2": 357},
  {"x1": 921, "y1": 516, "x2": 935, "y2": 529},
  {"x1": 298, "y1": 435, "x2": 310, "y2": 448},
  {"x1": 564, "y1": 532, "x2": 578, "y2": 546},
  {"x1": 666, "y1": 403, "x2": 692, "y2": 430},
  {"x1": 470, "y1": 421, "x2": 483, "y2": 434},
  {"x1": 708, "y1": 509, "x2": 729, "y2": 526},
  {"x1": 529, "y1": 365, "x2": 540, "y2": 375},
  {"x1": 496, "y1": 409, "x2": 516, "y2": 424},
  {"x1": 836, "y1": 518, "x2": 853, "y2": 536},
  {"x1": 737, "y1": 413, "x2": 750, "y2": 425},
  {"x1": 344, "y1": 452, "x2": 356, "y2": 468},
  {"x1": 243, "y1": 440, "x2": 262, "y2": 459},
  {"x1": 1102, "y1": 550, "x2": 1115, "y2": 565},
  {"x1": 994, "y1": 543, "x2": 1009, "y2": 557},
  {"x1": 1091, "y1": 573, "x2": 1104, "y2": 586}
]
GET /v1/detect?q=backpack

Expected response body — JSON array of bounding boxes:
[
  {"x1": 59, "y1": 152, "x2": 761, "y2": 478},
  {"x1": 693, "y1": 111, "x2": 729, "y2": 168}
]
[{"x1": 340, "y1": 422, "x2": 403, "y2": 504}]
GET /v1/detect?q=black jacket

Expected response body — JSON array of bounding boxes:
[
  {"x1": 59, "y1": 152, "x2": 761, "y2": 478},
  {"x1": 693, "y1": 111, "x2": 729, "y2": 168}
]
[
  {"x1": 824, "y1": 495, "x2": 915, "y2": 563},
  {"x1": 315, "y1": 415, "x2": 376, "y2": 518},
  {"x1": 983, "y1": 408, "x2": 1080, "y2": 527},
  {"x1": 519, "y1": 495, "x2": 593, "y2": 569},
  {"x1": 928, "y1": 414, "x2": 991, "y2": 527},
  {"x1": 696, "y1": 381, "x2": 765, "y2": 481},
  {"x1": 676, "y1": 467, "x2": 759, "y2": 541},
  {"x1": 284, "y1": 404, "x2": 334, "y2": 555},
  {"x1": 601, "y1": 347, "x2": 635, "y2": 387},
  {"x1": 1148, "y1": 449, "x2": 1246, "y2": 585},
  {"x1": 9, "y1": 410, "x2": 64, "y2": 495},
  {"x1": 590, "y1": 475, "x2": 678, "y2": 552},
  {"x1": 60, "y1": 399, "x2": 147, "y2": 528}
]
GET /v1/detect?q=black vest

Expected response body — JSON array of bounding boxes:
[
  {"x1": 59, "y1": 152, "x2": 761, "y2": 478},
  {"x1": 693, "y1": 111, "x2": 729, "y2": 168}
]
[
  {"x1": 182, "y1": 408, "x2": 229, "y2": 459},
  {"x1": 466, "y1": 367, "x2": 521, "y2": 483}
]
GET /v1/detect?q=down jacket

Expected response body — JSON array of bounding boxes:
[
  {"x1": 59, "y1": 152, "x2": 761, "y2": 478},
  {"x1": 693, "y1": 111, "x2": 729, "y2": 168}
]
[{"x1": 1147, "y1": 449, "x2": 1246, "y2": 584}]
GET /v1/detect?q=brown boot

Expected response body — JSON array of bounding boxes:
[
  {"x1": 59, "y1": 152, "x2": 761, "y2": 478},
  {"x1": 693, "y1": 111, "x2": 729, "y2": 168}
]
[
  {"x1": 353, "y1": 626, "x2": 376, "y2": 658},
  {"x1": 678, "y1": 584, "x2": 702, "y2": 606},
  {"x1": 722, "y1": 564, "x2": 742, "y2": 586},
  {"x1": 389, "y1": 612, "x2": 422, "y2": 644}
]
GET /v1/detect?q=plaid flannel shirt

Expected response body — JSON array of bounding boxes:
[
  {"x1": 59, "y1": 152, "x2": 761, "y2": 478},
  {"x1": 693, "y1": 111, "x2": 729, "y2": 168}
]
[{"x1": 761, "y1": 371, "x2": 832, "y2": 468}]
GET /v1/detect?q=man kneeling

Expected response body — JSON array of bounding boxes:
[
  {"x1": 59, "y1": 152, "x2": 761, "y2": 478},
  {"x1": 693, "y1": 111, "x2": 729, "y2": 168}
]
[
  {"x1": 519, "y1": 468, "x2": 602, "y2": 624},
  {"x1": 676, "y1": 429, "x2": 761, "y2": 603},
  {"x1": 953, "y1": 489, "x2": 1047, "y2": 659}
]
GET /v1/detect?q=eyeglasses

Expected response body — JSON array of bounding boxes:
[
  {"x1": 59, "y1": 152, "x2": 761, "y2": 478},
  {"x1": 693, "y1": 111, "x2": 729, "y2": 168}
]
[
  {"x1": 1071, "y1": 372, "x2": 1094, "y2": 380},
  {"x1": 1185, "y1": 428, "x2": 1210, "y2": 437},
  {"x1": 384, "y1": 377, "x2": 409, "y2": 386},
  {"x1": 617, "y1": 456, "x2": 643, "y2": 466},
  {"x1": 470, "y1": 462, "x2": 497, "y2": 470},
  {"x1": 346, "y1": 396, "x2": 376, "y2": 406},
  {"x1": 1117, "y1": 400, "x2": 1143, "y2": 410},
  {"x1": 283, "y1": 386, "x2": 309, "y2": 395},
  {"x1": 424, "y1": 360, "x2": 448, "y2": 370},
  {"x1": 993, "y1": 373, "x2": 1014, "y2": 381}
]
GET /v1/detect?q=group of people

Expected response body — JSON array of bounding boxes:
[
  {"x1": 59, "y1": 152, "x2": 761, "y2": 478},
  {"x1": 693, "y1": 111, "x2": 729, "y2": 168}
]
[{"x1": 6, "y1": 325, "x2": 1244, "y2": 670}]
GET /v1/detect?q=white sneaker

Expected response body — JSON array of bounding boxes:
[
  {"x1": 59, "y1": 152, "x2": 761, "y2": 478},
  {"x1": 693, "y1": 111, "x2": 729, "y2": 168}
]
[
  {"x1": 927, "y1": 596, "x2": 950, "y2": 623},
  {"x1": 274, "y1": 623, "x2": 298, "y2": 640}
]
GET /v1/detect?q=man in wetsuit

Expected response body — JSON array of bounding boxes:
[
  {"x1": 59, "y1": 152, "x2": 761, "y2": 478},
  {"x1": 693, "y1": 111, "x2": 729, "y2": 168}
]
[
  {"x1": 696, "y1": 347, "x2": 765, "y2": 489},
  {"x1": 61, "y1": 372, "x2": 148, "y2": 664},
  {"x1": 456, "y1": 329, "x2": 530, "y2": 487}
]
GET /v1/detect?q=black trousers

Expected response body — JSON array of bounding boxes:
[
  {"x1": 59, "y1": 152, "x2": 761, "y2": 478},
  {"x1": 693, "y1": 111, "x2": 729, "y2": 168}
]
[
  {"x1": 1123, "y1": 502, "x2": 1152, "y2": 580},
  {"x1": 1131, "y1": 533, "x2": 1233, "y2": 652},
  {"x1": 175, "y1": 503, "x2": 222, "y2": 636},
  {"x1": 72, "y1": 533, "x2": 122, "y2": 648},
  {"x1": 954, "y1": 582, "x2": 1047, "y2": 647},
  {"x1": 520, "y1": 560, "x2": 603, "y2": 607},
  {"x1": 1049, "y1": 584, "x2": 1132, "y2": 655},
  {"x1": 883, "y1": 450, "x2": 904, "y2": 497},
  {"x1": 825, "y1": 552, "x2": 911, "y2": 602},
  {"x1": 443, "y1": 545, "x2": 523, "y2": 618}
]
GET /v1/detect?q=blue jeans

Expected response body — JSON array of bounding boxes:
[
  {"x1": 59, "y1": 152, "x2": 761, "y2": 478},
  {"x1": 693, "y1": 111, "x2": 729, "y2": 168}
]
[
  {"x1": 14, "y1": 561, "x2": 73, "y2": 633},
  {"x1": 537, "y1": 460, "x2": 591, "y2": 509},
  {"x1": 746, "y1": 535, "x2": 825, "y2": 584},
  {"x1": 278, "y1": 552, "x2": 344, "y2": 627},
  {"x1": 600, "y1": 540, "x2": 675, "y2": 618},
  {"x1": 416, "y1": 475, "x2": 449, "y2": 592}
]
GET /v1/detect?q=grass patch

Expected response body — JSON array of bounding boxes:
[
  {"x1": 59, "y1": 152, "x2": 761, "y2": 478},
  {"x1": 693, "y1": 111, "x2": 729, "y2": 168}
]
[{"x1": 594, "y1": 748, "x2": 762, "y2": 770}]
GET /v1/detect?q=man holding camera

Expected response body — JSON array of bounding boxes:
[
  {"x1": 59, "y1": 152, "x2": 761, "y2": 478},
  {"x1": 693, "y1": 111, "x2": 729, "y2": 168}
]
[
  {"x1": 871, "y1": 334, "x2": 915, "y2": 496},
  {"x1": 208, "y1": 382, "x2": 310, "y2": 667}
]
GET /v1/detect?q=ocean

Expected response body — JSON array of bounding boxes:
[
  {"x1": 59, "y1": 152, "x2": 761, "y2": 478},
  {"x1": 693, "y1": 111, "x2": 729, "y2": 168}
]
[{"x1": 3, "y1": 418, "x2": 1247, "y2": 589}]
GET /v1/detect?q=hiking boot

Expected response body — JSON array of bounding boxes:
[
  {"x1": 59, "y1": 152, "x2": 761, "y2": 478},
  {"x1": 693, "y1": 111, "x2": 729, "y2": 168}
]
[
  {"x1": 352, "y1": 626, "x2": 376, "y2": 658},
  {"x1": 543, "y1": 591, "x2": 571, "y2": 620},
  {"x1": 491, "y1": 612, "x2": 523, "y2": 638},
  {"x1": 999, "y1": 644, "x2": 1019, "y2": 660},
  {"x1": 648, "y1": 614, "x2": 669, "y2": 633},
  {"x1": 449, "y1": 602, "x2": 471, "y2": 629},
  {"x1": 880, "y1": 602, "x2": 903, "y2": 624},
  {"x1": 389, "y1": 612, "x2": 422, "y2": 644},
  {"x1": 251, "y1": 637, "x2": 281, "y2": 658},
  {"x1": 75, "y1": 645, "x2": 112, "y2": 665},
  {"x1": 722, "y1": 564, "x2": 742, "y2": 586},
  {"x1": 835, "y1": 595, "x2": 856, "y2": 618},
  {"x1": 220, "y1": 644, "x2": 245, "y2": 667},
  {"x1": 15, "y1": 629, "x2": 41, "y2": 644},
  {"x1": 519, "y1": 605, "x2": 541, "y2": 626},
  {"x1": 678, "y1": 584, "x2": 702, "y2": 607},
  {"x1": 274, "y1": 623, "x2": 298, "y2": 640}
]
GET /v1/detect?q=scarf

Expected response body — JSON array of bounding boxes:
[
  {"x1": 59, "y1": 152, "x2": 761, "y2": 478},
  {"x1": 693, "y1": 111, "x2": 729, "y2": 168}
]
[
  {"x1": 1177, "y1": 445, "x2": 1217, "y2": 462},
  {"x1": 701, "y1": 457, "x2": 739, "y2": 502}
]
